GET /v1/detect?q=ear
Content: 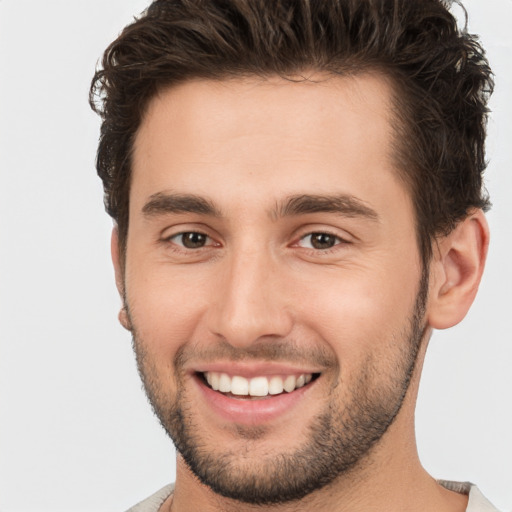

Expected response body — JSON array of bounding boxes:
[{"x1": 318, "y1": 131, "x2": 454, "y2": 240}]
[
  {"x1": 427, "y1": 210, "x2": 489, "y2": 330},
  {"x1": 111, "y1": 227, "x2": 132, "y2": 331}
]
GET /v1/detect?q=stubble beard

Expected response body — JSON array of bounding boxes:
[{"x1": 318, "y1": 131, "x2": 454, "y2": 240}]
[{"x1": 129, "y1": 271, "x2": 429, "y2": 506}]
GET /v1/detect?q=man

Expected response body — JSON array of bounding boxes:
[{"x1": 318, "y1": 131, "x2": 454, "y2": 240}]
[{"x1": 90, "y1": 0, "x2": 498, "y2": 510}]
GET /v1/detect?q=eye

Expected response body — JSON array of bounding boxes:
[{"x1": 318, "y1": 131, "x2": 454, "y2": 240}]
[
  {"x1": 169, "y1": 231, "x2": 212, "y2": 249},
  {"x1": 298, "y1": 232, "x2": 344, "y2": 250}
]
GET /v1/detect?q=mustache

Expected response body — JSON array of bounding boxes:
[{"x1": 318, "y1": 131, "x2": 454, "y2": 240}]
[{"x1": 173, "y1": 338, "x2": 338, "y2": 371}]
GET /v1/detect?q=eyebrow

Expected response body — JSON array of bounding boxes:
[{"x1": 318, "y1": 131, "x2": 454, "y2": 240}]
[
  {"x1": 142, "y1": 192, "x2": 221, "y2": 217},
  {"x1": 275, "y1": 194, "x2": 379, "y2": 221},
  {"x1": 141, "y1": 191, "x2": 379, "y2": 222}
]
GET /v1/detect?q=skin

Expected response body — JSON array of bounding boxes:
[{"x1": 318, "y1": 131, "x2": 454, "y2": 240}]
[{"x1": 112, "y1": 73, "x2": 489, "y2": 512}]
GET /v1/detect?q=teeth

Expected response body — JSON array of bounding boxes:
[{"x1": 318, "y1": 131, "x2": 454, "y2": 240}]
[
  {"x1": 219, "y1": 373, "x2": 231, "y2": 393},
  {"x1": 268, "y1": 376, "x2": 284, "y2": 395},
  {"x1": 203, "y1": 372, "x2": 314, "y2": 397},
  {"x1": 249, "y1": 377, "x2": 268, "y2": 397},
  {"x1": 231, "y1": 376, "x2": 249, "y2": 396},
  {"x1": 210, "y1": 372, "x2": 220, "y2": 391},
  {"x1": 283, "y1": 375, "x2": 296, "y2": 392}
]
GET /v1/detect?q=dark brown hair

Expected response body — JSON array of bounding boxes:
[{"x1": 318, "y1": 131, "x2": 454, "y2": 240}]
[{"x1": 90, "y1": 0, "x2": 493, "y2": 265}]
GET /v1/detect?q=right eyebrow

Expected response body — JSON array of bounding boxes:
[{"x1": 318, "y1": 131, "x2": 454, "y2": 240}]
[{"x1": 142, "y1": 192, "x2": 221, "y2": 218}]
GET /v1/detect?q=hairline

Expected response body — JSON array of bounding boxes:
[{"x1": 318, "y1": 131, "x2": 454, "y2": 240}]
[{"x1": 117, "y1": 68, "x2": 437, "y2": 271}]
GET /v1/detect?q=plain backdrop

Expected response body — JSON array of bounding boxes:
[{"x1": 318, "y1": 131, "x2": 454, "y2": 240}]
[{"x1": 0, "y1": 1, "x2": 511, "y2": 511}]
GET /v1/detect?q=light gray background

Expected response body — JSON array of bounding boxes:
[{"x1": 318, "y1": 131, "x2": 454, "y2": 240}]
[{"x1": 0, "y1": 1, "x2": 510, "y2": 511}]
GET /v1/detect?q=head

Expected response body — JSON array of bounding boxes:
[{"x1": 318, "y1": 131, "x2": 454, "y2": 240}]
[
  {"x1": 90, "y1": 0, "x2": 493, "y2": 270},
  {"x1": 90, "y1": 0, "x2": 492, "y2": 506}
]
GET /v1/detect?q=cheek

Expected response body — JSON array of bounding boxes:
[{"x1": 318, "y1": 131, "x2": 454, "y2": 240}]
[
  {"x1": 125, "y1": 263, "x2": 211, "y2": 355},
  {"x1": 295, "y1": 262, "x2": 420, "y2": 363}
]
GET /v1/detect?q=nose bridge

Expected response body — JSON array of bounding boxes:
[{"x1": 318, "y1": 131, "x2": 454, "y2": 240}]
[{"x1": 209, "y1": 241, "x2": 292, "y2": 347}]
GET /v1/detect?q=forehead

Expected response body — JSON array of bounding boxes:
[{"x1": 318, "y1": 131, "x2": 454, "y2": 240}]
[{"x1": 131, "y1": 73, "x2": 405, "y2": 211}]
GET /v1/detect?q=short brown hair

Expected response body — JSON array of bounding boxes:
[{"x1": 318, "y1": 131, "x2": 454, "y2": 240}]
[{"x1": 90, "y1": 0, "x2": 493, "y2": 265}]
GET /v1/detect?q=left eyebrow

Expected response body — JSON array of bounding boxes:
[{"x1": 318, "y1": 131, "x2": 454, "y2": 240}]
[{"x1": 274, "y1": 194, "x2": 379, "y2": 221}]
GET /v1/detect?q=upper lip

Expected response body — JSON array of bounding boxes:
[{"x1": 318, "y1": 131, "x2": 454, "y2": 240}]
[{"x1": 190, "y1": 361, "x2": 323, "y2": 378}]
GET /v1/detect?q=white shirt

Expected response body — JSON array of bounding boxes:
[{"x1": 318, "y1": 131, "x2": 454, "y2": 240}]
[{"x1": 125, "y1": 481, "x2": 501, "y2": 511}]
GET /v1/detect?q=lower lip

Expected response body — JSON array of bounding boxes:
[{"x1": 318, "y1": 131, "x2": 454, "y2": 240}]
[{"x1": 193, "y1": 374, "x2": 315, "y2": 426}]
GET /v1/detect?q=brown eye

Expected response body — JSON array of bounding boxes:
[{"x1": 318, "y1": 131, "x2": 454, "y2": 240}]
[
  {"x1": 172, "y1": 232, "x2": 209, "y2": 249},
  {"x1": 310, "y1": 233, "x2": 337, "y2": 249},
  {"x1": 299, "y1": 233, "x2": 341, "y2": 250}
]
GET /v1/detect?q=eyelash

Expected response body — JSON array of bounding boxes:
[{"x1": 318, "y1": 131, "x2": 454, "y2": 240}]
[
  {"x1": 164, "y1": 231, "x2": 216, "y2": 250},
  {"x1": 295, "y1": 232, "x2": 349, "y2": 253},
  {"x1": 162, "y1": 230, "x2": 349, "y2": 255}
]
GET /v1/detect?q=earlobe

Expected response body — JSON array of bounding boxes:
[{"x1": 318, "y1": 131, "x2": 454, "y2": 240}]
[
  {"x1": 111, "y1": 228, "x2": 132, "y2": 331},
  {"x1": 118, "y1": 306, "x2": 132, "y2": 331},
  {"x1": 427, "y1": 210, "x2": 489, "y2": 330}
]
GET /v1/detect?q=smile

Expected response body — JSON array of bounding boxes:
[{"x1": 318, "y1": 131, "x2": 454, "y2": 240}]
[
  {"x1": 193, "y1": 365, "x2": 322, "y2": 424},
  {"x1": 202, "y1": 372, "x2": 316, "y2": 398}
]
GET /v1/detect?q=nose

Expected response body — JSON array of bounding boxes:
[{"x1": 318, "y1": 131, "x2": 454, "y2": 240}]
[{"x1": 206, "y1": 247, "x2": 294, "y2": 348}]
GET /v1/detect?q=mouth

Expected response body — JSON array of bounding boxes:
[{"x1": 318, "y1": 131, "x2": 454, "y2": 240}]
[
  {"x1": 192, "y1": 363, "x2": 324, "y2": 425},
  {"x1": 199, "y1": 371, "x2": 320, "y2": 400}
]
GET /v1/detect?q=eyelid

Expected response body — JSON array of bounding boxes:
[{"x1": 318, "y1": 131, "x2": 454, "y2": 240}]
[
  {"x1": 296, "y1": 232, "x2": 347, "y2": 249},
  {"x1": 161, "y1": 222, "x2": 213, "y2": 238},
  {"x1": 169, "y1": 231, "x2": 212, "y2": 247},
  {"x1": 160, "y1": 224, "x2": 221, "y2": 249},
  {"x1": 292, "y1": 225, "x2": 354, "y2": 244}
]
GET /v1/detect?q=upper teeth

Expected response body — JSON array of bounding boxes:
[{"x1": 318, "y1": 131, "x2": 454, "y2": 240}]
[{"x1": 204, "y1": 372, "x2": 313, "y2": 397}]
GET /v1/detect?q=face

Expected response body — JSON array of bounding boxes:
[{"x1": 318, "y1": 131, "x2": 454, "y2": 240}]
[{"x1": 120, "y1": 74, "x2": 429, "y2": 504}]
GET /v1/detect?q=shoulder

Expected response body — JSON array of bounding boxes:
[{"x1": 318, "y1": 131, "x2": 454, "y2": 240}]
[
  {"x1": 124, "y1": 484, "x2": 174, "y2": 512},
  {"x1": 439, "y1": 480, "x2": 501, "y2": 512}
]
